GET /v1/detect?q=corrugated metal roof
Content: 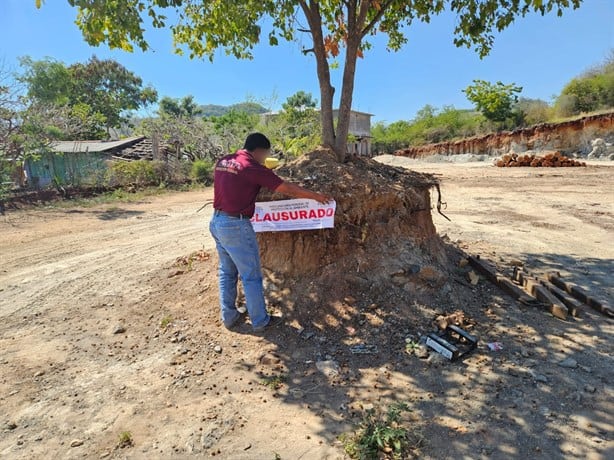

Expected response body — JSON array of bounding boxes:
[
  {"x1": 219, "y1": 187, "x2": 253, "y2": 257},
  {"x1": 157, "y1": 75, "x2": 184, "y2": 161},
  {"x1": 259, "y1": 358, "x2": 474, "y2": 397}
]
[{"x1": 50, "y1": 136, "x2": 145, "y2": 153}]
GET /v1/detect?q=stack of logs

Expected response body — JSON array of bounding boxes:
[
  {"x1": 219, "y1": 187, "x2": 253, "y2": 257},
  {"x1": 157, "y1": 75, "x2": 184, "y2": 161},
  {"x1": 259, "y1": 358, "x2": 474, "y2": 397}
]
[{"x1": 496, "y1": 151, "x2": 586, "y2": 167}]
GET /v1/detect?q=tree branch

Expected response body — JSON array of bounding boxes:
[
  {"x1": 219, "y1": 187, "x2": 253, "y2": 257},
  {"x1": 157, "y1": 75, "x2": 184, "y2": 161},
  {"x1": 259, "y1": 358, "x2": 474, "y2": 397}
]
[
  {"x1": 347, "y1": 0, "x2": 357, "y2": 33},
  {"x1": 357, "y1": 0, "x2": 371, "y2": 31},
  {"x1": 361, "y1": 0, "x2": 394, "y2": 38}
]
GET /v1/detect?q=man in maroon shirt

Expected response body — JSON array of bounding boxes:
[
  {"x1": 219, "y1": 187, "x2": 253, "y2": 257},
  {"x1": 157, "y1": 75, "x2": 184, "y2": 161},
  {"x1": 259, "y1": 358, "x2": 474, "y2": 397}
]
[{"x1": 210, "y1": 133, "x2": 330, "y2": 332}]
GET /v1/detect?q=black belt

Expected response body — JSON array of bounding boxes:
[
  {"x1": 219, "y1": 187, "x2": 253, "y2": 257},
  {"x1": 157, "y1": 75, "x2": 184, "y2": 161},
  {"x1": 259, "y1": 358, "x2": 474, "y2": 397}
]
[{"x1": 214, "y1": 209, "x2": 252, "y2": 219}]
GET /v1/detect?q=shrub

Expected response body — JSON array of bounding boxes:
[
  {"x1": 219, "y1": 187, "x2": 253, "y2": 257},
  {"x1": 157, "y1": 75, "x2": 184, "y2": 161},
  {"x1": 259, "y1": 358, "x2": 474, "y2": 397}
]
[
  {"x1": 190, "y1": 159, "x2": 214, "y2": 184},
  {"x1": 515, "y1": 98, "x2": 552, "y2": 126},
  {"x1": 107, "y1": 160, "x2": 161, "y2": 187},
  {"x1": 339, "y1": 403, "x2": 422, "y2": 459},
  {"x1": 556, "y1": 53, "x2": 614, "y2": 116},
  {"x1": 372, "y1": 106, "x2": 487, "y2": 153}
]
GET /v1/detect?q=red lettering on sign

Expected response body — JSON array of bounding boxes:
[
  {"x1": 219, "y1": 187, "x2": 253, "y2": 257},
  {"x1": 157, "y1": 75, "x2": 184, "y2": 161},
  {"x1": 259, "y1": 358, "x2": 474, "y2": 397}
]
[
  {"x1": 272, "y1": 212, "x2": 281, "y2": 222},
  {"x1": 298, "y1": 210, "x2": 308, "y2": 219},
  {"x1": 317, "y1": 209, "x2": 325, "y2": 218},
  {"x1": 326, "y1": 208, "x2": 334, "y2": 217},
  {"x1": 308, "y1": 209, "x2": 317, "y2": 219},
  {"x1": 289, "y1": 211, "x2": 299, "y2": 220},
  {"x1": 263, "y1": 213, "x2": 271, "y2": 221},
  {"x1": 281, "y1": 211, "x2": 289, "y2": 221}
]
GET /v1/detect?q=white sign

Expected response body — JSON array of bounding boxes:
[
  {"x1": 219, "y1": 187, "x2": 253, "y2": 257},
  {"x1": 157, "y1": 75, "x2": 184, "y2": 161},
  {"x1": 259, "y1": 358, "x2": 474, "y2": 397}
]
[{"x1": 251, "y1": 199, "x2": 336, "y2": 232}]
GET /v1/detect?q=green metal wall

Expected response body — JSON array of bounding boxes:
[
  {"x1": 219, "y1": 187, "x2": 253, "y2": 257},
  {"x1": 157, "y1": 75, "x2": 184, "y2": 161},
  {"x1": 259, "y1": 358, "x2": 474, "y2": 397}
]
[{"x1": 24, "y1": 152, "x2": 108, "y2": 188}]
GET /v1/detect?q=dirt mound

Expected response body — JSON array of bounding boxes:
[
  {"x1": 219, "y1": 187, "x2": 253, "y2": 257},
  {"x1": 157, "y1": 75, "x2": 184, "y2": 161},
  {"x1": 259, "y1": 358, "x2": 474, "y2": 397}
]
[{"x1": 256, "y1": 149, "x2": 456, "y2": 330}]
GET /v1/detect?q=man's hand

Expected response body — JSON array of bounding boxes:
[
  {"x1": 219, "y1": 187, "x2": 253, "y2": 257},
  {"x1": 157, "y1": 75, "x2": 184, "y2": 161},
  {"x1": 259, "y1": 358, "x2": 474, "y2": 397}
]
[
  {"x1": 275, "y1": 182, "x2": 333, "y2": 205},
  {"x1": 311, "y1": 191, "x2": 333, "y2": 205}
]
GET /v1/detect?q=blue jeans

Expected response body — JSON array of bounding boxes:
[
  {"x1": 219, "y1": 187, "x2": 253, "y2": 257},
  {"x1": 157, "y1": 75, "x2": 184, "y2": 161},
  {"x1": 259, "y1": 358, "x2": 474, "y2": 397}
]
[{"x1": 209, "y1": 212, "x2": 270, "y2": 330}]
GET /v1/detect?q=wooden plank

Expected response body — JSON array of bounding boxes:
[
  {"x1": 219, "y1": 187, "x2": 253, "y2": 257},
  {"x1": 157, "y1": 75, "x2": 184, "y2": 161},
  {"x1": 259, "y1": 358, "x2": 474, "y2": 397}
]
[
  {"x1": 548, "y1": 273, "x2": 614, "y2": 318},
  {"x1": 513, "y1": 269, "x2": 568, "y2": 320},
  {"x1": 469, "y1": 256, "x2": 541, "y2": 305},
  {"x1": 467, "y1": 256, "x2": 498, "y2": 283},
  {"x1": 539, "y1": 280, "x2": 582, "y2": 317},
  {"x1": 531, "y1": 286, "x2": 569, "y2": 320},
  {"x1": 496, "y1": 276, "x2": 541, "y2": 305}
]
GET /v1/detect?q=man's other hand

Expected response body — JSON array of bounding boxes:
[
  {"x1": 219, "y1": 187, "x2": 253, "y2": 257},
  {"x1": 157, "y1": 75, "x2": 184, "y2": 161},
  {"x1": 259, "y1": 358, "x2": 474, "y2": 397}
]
[
  {"x1": 312, "y1": 192, "x2": 333, "y2": 205},
  {"x1": 275, "y1": 182, "x2": 333, "y2": 205}
]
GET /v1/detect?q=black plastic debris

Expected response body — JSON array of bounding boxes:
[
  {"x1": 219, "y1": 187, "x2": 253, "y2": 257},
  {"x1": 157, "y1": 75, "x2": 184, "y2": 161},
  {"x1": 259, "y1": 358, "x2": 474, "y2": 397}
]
[{"x1": 425, "y1": 325, "x2": 478, "y2": 361}]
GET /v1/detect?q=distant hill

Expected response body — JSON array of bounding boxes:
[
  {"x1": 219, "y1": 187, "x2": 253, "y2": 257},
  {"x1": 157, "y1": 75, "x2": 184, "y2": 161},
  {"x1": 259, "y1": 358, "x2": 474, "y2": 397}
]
[{"x1": 199, "y1": 102, "x2": 268, "y2": 117}]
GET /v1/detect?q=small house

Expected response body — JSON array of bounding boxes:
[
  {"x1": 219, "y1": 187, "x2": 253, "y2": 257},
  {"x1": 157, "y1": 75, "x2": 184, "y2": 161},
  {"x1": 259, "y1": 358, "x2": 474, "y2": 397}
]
[
  {"x1": 260, "y1": 108, "x2": 374, "y2": 157},
  {"x1": 332, "y1": 109, "x2": 373, "y2": 157},
  {"x1": 23, "y1": 136, "x2": 170, "y2": 188}
]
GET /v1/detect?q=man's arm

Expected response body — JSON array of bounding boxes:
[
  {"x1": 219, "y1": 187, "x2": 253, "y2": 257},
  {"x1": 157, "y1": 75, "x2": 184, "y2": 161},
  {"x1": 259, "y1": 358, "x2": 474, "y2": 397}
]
[{"x1": 275, "y1": 181, "x2": 332, "y2": 205}]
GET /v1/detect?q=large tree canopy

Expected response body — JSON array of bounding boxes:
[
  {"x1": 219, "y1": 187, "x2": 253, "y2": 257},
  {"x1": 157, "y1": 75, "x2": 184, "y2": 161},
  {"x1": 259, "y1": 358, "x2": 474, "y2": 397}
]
[
  {"x1": 20, "y1": 55, "x2": 157, "y2": 136},
  {"x1": 158, "y1": 95, "x2": 203, "y2": 118},
  {"x1": 464, "y1": 79, "x2": 523, "y2": 124},
  {"x1": 40, "y1": 0, "x2": 583, "y2": 160}
]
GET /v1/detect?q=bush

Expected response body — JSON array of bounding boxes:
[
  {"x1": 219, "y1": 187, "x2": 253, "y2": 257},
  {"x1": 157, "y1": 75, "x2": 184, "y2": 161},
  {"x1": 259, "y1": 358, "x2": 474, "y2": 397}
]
[
  {"x1": 339, "y1": 403, "x2": 421, "y2": 459},
  {"x1": 515, "y1": 98, "x2": 552, "y2": 126},
  {"x1": 372, "y1": 106, "x2": 486, "y2": 153},
  {"x1": 190, "y1": 159, "x2": 214, "y2": 184},
  {"x1": 106, "y1": 160, "x2": 161, "y2": 187},
  {"x1": 463, "y1": 79, "x2": 523, "y2": 124},
  {"x1": 556, "y1": 53, "x2": 614, "y2": 116}
]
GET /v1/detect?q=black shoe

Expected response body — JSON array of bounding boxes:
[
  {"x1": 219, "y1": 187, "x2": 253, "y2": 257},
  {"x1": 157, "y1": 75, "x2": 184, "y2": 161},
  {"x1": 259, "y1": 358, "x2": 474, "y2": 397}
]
[
  {"x1": 253, "y1": 315, "x2": 282, "y2": 333},
  {"x1": 223, "y1": 313, "x2": 243, "y2": 330}
]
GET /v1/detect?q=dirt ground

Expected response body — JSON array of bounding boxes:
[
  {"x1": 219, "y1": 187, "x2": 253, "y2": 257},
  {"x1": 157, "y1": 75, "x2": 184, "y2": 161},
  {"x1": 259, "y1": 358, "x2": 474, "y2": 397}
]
[{"x1": 1, "y1": 160, "x2": 613, "y2": 459}]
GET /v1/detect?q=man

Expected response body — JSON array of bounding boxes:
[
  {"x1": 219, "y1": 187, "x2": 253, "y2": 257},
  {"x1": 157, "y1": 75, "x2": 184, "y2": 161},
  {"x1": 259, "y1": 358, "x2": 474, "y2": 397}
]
[{"x1": 210, "y1": 133, "x2": 331, "y2": 332}]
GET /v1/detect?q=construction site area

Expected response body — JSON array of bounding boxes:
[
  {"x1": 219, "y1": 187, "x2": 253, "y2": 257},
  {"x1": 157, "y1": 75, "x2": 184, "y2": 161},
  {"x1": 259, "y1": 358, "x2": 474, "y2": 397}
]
[{"x1": 1, "y1": 145, "x2": 612, "y2": 459}]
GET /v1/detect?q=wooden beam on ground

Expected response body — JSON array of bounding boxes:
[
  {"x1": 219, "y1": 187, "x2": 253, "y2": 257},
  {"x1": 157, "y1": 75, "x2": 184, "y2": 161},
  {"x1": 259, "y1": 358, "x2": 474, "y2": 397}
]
[
  {"x1": 468, "y1": 256, "x2": 542, "y2": 306},
  {"x1": 538, "y1": 279, "x2": 582, "y2": 317},
  {"x1": 548, "y1": 273, "x2": 614, "y2": 318},
  {"x1": 512, "y1": 268, "x2": 569, "y2": 320}
]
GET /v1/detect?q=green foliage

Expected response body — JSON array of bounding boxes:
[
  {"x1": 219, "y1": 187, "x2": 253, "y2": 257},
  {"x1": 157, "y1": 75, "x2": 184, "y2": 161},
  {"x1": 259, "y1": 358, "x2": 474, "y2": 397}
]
[
  {"x1": 69, "y1": 56, "x2": 158, "y2": 131},
  {"x1": 19, "y1": 55, "x2": 157, "y2": 136},
  {"x1": 137, "y1": 114, "x2": 222, "y2": 161},
  {"x1": 160, "y1": 315, "x2": 173, "y2": 329},
  {"x1": 259, "y1": 374, "x2": 287, "y2": 390},
  {"x1": 55, "y1": 0, "x2": 582, "y2": 61},
  {"x1": 282, "y1": 91, "x2": 317, "y2": 111},
  {"x1": 464, "y1": 79, "x2": 523, "y2": 124},
  {"x1": 199, "y1": 101, "x2": 268, "y2": 117},
  {"x1": 190, "y1": 159, "x2": 214, "y2": 184},
  {"x1": 515, "y1": 97, "x2": 552, "y2": 126},
  {"x1": 253, "y1": 91, "x2": 321, "y2": 157},
  {"x1": 50, "y1": 0, "x2": 582, "y2": 160},
  {"x1": 340, "y1": 402, "x2": 418, "y2": 460},
  {"x1": 0, "y1": 158, "x2": 12, "y2": 202},
  {"x1": 117, "y1": 431, "x2": 133, "y2": 448},
  {"x1": 210, "y1": 109, "x2": 258, "y2": 152},
  {"x1": 556, "y1": 53, "x2": 614, "y2": 116},
  {"x1": 18, "y1": 56, "x2": 72, "y2": 105},
  {"x1": 158, "y1": 95, "x2": 202, "y2": 118},
  {"x1": 372, "y1": 105, "x2": 485, "y2": 153},
  {"x1": 106, "y1": 160, "x2": 163, "y2": 187}
]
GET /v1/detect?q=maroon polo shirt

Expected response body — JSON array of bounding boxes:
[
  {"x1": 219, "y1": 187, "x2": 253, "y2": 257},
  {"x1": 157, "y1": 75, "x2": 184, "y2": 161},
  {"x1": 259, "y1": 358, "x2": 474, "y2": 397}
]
[{"x1": 213, "y1": 149, "x2": 284, "y2": 217}]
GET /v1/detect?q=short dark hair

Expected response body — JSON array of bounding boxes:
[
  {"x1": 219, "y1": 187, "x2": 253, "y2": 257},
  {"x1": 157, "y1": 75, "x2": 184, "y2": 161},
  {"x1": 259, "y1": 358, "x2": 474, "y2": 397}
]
[{"x1": 244, "y1": 133, "x2": 271, "y2": 151}]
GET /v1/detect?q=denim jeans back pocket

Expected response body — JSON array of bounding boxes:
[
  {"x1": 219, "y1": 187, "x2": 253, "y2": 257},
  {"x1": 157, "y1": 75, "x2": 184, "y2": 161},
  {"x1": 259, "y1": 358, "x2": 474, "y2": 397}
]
[{"x1": 213, "y1": 219, "x2": 243, "y2": 248}]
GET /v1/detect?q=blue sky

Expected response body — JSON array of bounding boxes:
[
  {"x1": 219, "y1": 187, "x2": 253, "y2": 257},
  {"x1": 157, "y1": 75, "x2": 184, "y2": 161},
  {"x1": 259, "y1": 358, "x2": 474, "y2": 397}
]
[{"x1": 1, "y1": 0, "x2": 613, "y2": 122}]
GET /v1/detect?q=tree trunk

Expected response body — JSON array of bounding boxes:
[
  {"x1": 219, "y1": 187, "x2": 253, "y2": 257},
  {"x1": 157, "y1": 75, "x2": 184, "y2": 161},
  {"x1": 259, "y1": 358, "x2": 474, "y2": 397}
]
[
  {"x1": 335, "y1": 0, "x2": 369, "y2": 162},
  {"x1": 334, "y1": 38, "x2": 361, "y2": 162},
  {"x1": 300, "y1": 1, "x2": 337, "y2": 159}
]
